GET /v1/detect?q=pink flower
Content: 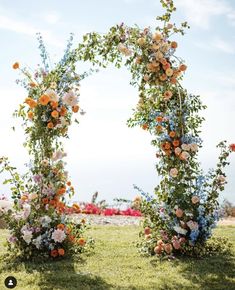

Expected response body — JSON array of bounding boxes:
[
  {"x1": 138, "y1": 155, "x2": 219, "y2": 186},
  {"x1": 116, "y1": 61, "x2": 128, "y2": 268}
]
[
  {"x1": 51, "y1": 229, "x2": 66, "y2": 243},
  {"x1": 175, "y1": 208, "x2": 184, "y2": 218}
]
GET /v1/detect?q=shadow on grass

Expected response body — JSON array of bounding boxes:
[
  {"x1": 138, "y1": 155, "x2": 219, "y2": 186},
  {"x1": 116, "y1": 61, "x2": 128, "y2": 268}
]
[
  {"x1": 150, "y1": 254, "x2": 235, "y2": 290},
  {"x1": 1, "y1": 256, "x2": 113, "y2": 290}
]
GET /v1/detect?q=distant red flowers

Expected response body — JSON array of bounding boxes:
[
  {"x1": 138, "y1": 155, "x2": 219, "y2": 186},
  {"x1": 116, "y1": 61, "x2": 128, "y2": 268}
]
[
  {"x1": 81, "y1": 203, "x2": 141, "y2": 217},
  {"x1": 229, "y1": 144, "x2": 235, "y2": 152}
]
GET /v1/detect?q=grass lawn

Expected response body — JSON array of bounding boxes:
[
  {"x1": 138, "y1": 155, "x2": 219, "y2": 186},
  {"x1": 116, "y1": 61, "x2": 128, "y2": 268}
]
[{"x1": 0, "y1": 225, "x2": 235, "y2": 290}]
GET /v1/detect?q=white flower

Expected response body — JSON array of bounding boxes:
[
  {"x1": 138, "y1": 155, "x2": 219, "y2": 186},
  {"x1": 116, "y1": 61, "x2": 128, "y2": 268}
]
[
  {"x1": 0, "y1": 200, "x2": 12, "y2": 212},
  {"x1": 170, "y1": 168, "x2": 178, "y2": 178},
  {"x1": 41, "y1": 159, "x2": 49, "y2": 167},
  {"x1": 62, "y1": 90, "x2": 78, "y2": 107},
  {"x1": 218, "y1": 175, "x2": 226, "y2": 183},
  {"x1": 32, "y1": 235, "x2": 42, "y2": 249},
  {"x1": 180, "y1": 151, "x2": 190, "y2": 161},
  {"x1": 190, "y1": 143, "x2": 198, "y2": 152},
  {"x1": 51, "y1": 229, "x2": 66, "y2": 243},
  {"x1": 45, "y1": 89, "x2": 59, "y2": 102},
  {"x1": 40, "y1": 215, "x2": 52, "y2": 227},
  {"x1": 187, "y1": 220, "x2": 199, "y2": 230},
  {"x1": 23, "y1": 204, "x2": 31, "y2": 219},
  {"x1": 173, "y1": 226, "x2": 187, "y2": 235},
  {"x1": 174, "y1": 147, "x2": 181, "y2": 155},
  {"x1": 181, "y1": 143, "x2": 190, "y2": 151},
  {"x1": 22, "y1": 230, "x2": 33, "y2": 244},
  {"x1": 52, "y1": 151, "x2": 67, "y2": 162}
]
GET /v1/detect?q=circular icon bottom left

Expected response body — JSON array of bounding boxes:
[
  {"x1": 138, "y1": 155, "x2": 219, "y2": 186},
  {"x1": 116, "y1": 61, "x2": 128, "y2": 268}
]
[{"x1": 4, "y1": 276, "x2": 17, "y2": 289}]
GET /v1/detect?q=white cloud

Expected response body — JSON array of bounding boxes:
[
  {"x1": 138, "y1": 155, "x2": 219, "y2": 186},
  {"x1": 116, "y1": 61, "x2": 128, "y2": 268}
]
[
  {"x1": 0, "y1": 14, "x2": 63, "y2": 47},
  {"x1": 175, "y1": 0, "x2": 231, "y2": 29},
  {"x1": 43, "y1": 12, "x2": 60, "y2": 24},
  {"x1": 195, "y1": 37, "x2": 235, "y2": 54}
]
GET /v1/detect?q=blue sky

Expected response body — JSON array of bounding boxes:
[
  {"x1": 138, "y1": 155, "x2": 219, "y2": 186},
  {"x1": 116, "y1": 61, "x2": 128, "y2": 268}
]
[{"x1": 0, "y1": 0, "x2": 235, "y2": 204}]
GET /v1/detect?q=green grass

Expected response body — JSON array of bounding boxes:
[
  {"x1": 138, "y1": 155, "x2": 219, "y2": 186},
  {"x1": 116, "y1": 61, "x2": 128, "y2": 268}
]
[{"x1": 0, "y1": 225, "x2": 235, "y2": 290}]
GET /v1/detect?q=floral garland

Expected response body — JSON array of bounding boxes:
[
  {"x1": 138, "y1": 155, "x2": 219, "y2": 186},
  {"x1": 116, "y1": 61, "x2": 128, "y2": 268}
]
[
  {"x1": 72, "y1": 0, "x2": 234, "y2": 256},
  {"x1": 0, "y1": 34, "x2": 93, "y2": 260}
]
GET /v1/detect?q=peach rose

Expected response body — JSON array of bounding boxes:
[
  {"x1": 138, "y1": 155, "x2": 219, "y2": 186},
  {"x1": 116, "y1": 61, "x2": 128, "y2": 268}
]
[
  {"x1": 191, "y1": 195, "x2": 200, "y2": 204},
  {"x1": 137, "y1": 37, "x2": 146, "y2": 46},
  {"x1": 164, "y1": 90, "x2": 173, "y2": 100},
  {"x1": 175, "y1": 147, "x2": 182, "y2": 155},
  {"x1": 152, "y1": 33, "x2": 162, "y2": 42},
  {"x1": 165, "y1": 68, "x2": 174, "y2": 76},
  {"x1": 170, "y1": 168, "x2": 178, "y2": 177},
  {"x1": 175, "y1": 208, "x2": 184, "y2": 218},
  {"x1": 164, "y1": 243, "x2": 173, "y2": 254}
]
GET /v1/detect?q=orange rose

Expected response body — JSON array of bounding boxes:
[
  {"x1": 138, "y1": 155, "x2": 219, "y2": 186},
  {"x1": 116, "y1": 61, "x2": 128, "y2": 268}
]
[
  {"x1": 170, "y1": 77, "x2": 177, "y2": 84},
  {"x1": 156, "y1": 125, "x2": 163, "y2": 132},
  {"x1": 42, "y1": 198, "x2": 49, "y2": 204},
  {"x1": 29, "y1": 82, "x2": 37, "y2": 88},
  {"x1": 47, "y1": 122, "x2": 54, "y2": 129},
  {"x1": 49, "y1": 200, "x2": 57, "y2": 207},
  {"x1": 60, "y1": 106, "x2": 67, "y2": 116},
  {"x1": 72, "y1": 105, "x2": 79, "y2": 113},
  {"x1": 50, "y1": 249, "x2": 58, "y2": 257},
  {"x1": 50, "y1": 101, "x2": 58, "y2": 109},
  {"x1": 25, "y1": 98, "x2": 37, "y2": 109},
  {"x1": 58, "y1": 248, "x2": 65, "y2": 256},
  {"x1": 39, "y1": 94, "x2": 50, "y2": 105},
  {"x1": 12, "y1": 62, "x2": 19, "y2": 69},
  {"x1": 51, "y1": 110, "x2": 59, "y2": 118},
  {"x1": 179, "y1": 64, "x2": 187, "y2": 71},
  {"x1": 27, "y1": 111, "x2": 34, "y2": 119},
  {"x1": 156, "y1": 116, "x2": 163, "y2": 122},
  {"x1": 142, "y1": 124, "x2": 148, "y2": 130},
  {"x1": 173, "y1": 140, "x2": 180, "y2": 147},
  {"x1": 67, "y1": 181, "x2": 71, "y2": 186},
  {"x1": 169, "y1": 131, "x2": 176, "y2": 138},
  {"x1": 78, "y1": 238, "x2": 86, "y2": 246},
  {"x1": 57, "y1": 224, "x2": 65, "y2": 230},
  {"x1": 57, "y1": 187, "x2": 66, "y2": 195},
  {"x1": 171, "y1": 41, "x2": 178, "y2": 49}
]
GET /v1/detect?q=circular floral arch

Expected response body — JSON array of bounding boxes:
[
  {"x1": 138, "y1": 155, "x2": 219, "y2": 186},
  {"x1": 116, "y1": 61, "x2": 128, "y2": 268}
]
[{"x1": 0, "y1": 0, "x2": 234, "y2": 260}]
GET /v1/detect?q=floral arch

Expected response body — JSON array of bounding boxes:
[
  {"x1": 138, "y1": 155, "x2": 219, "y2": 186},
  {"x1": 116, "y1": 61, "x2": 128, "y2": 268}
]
[{"x1": 0, "y1": 0, "x2": 234, "y2": 260}]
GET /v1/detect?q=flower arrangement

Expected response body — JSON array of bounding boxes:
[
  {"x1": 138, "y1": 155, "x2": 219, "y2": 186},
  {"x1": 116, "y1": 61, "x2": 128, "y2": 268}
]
[
  {"x1": 0, "y1": 34, "x2": 93, "y2": 261},
  {"x1": 73, "y1": 0, "x2": 234, "y2": 257}
]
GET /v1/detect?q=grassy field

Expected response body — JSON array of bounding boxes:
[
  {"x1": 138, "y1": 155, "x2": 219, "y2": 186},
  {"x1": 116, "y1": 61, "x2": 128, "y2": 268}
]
[{"x1": 0, "y1": 225, "x2": 235, "y2": 290}]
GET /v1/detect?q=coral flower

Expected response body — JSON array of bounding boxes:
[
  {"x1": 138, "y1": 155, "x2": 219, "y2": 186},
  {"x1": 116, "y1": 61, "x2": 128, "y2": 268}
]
[
  {"x1": 170, "y1": 77, "x2": 177, "y2": 84},
  {"x1": 154, "y1": 245, "x2": 163, "y2": 255},
  {"x1": 29, "y1": 82, "x2": 37, "y2": 88},
  {"x1": 67, "y1": 181, "x2": 71, "y2": 186},
  {"x1": 51, "y1": 110, "x2": 59, "y2": 118},
  {"x1": 27, "y1": 111, "x2": 34, "y2": 119},
  {"x1": 173, "y1": 140, "x2": 180, "y2": 147},
  {"x1": 175, "y1": 208, "x2": 184, "y2": 217},
  {"x1": 169, "y1": 131, "x2": 176, "y2": 138},
  {"x1": 42, "y1": 198, "x2": 49, "y2": 204},
  {"x1": 60, "y1": 106, "x2": 67, "y2": 116},
  {"x1": 179, "y1": 64, "x2": 187, "y2": 71},
  {"x1": 229, "y1": 144, "x2": 235, "y2": 151},
  {"x1": 171, "y1": 41, "x2": 178, "y2": 49},
  {"x1": 49, "y1": 200, "x2": 57, "y2": 207},
  {"x1": 50, "y1": 249, "x2": 58, "y2": 258},
  {"x1": 58, "y1": 248, "x2": 65, "y2": 256},
  {"x1": 39, "y1": 94, "x2": 50, "y2": 106},
  {"x1": 164, "y1": 90, "x2": 173, "y2": 100},
  {"x1": 72, "y1": 105, "x2": 79, "y2": 113},
  {"x1": 164, "y1": 142, "x2": 171, "y2": 150},
  {"x1": 164, "y1": 243, "x2": 173, "y2": 254},
  {"x1": 78, "y1": 238, "x2": 86, "y2": 246},
  {"x1": 57, "y1": 224, "x2": 65, "y2": 230},
  {"x1": 142, "y1": 124, "x2": 148, "y2": 130},
  {"x1": 47, "y1": 122, "x2": 54, "y2": 129},
  {"x1": 156, "y1": 116, "x2": 163, "y2": 122},
  {"x1": 25, "y1": 98, "x2": 37, "y2": 109},
  {"x1": 12, "y1": 62, "x2": 19, "y2": 69},
  {"x1": 50, "y1": 101, "x2": 58, "y2": 109}
]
